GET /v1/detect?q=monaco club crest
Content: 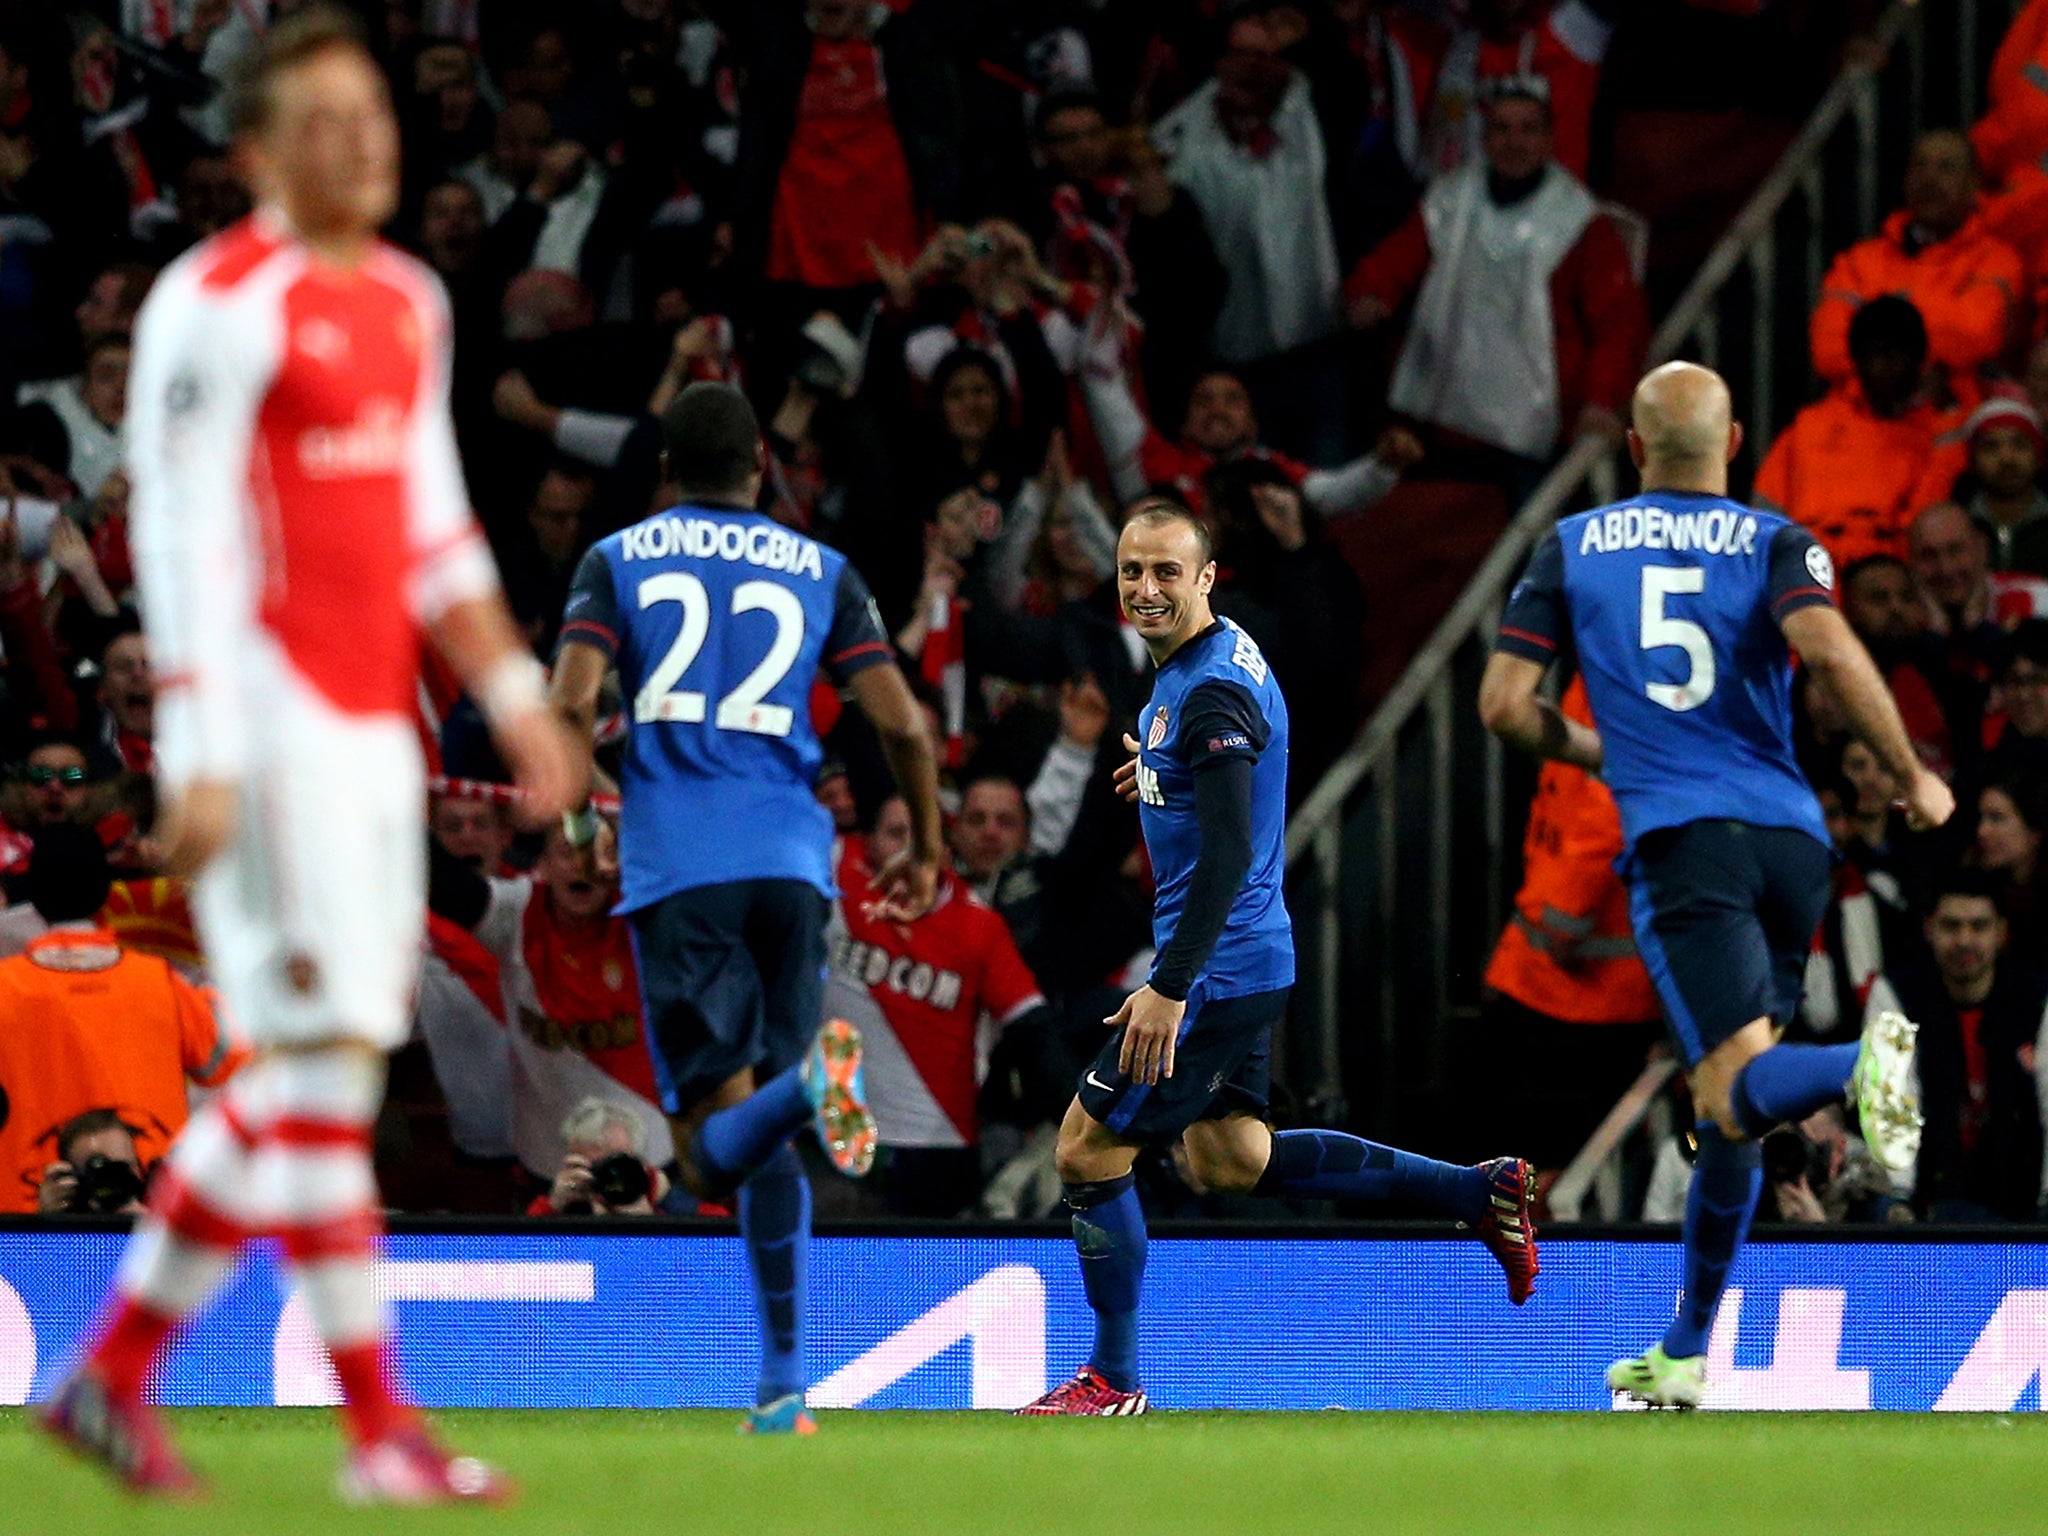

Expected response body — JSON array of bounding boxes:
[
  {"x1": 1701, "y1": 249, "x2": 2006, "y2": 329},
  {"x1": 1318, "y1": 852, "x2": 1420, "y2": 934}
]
[{"x1": 1147, "y1": 708, "x2": 1170, "y2": 750}]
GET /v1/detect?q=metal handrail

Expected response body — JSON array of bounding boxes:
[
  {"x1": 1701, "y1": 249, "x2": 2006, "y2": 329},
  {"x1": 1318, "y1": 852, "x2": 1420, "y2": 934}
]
[
  {"x1": 1283, "y1": 433, "x2": 1612, "y2": 865},
  {"x1": 1287, "y1": 0, "x2": 1922, "y2": 866},
  {"x1": 1278, "y1": 0, "x2": 1945, "y2": 1127}
]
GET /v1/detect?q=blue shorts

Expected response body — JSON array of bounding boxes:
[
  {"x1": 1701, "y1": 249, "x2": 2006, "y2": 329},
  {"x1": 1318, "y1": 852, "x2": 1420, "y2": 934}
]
[
  {"x1": 1077, "y1": 983, "x2": 1286, "y2": 1143},
  {"x1": 627, "y1": 878, "x2": 828, "y2": 1115},
  {"x1": 1622, "y1": 820, "x2": 1831, "y2": 1069}
]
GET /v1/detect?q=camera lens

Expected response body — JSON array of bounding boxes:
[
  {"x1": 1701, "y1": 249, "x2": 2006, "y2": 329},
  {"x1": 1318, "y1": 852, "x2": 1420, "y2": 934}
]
[
  {"x1": 1761, "y1": 1129, "x2": 1810, "y2": 1186},
  {"x1": 71, "y1": 1154, "x2": 144, "y2": 1214},
  {"x1": 589, "y1": 1151, "x2": 650, "y2": 1209}
]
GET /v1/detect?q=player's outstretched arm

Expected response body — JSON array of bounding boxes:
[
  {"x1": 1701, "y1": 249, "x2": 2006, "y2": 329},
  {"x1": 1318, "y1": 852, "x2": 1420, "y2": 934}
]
[
  {"x1": 847, "y1": 660, "x2": 946, "y2": 921},
  {"x1": 1779, "y1": 604, "x2": 1955, "y2": 831},
  {"x1": 1479, "y1": 653, "x2": 1604, "y2": 772}
]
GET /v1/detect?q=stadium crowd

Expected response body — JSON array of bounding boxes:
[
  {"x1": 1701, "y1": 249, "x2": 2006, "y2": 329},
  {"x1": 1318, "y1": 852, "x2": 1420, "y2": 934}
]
[
  {"x1": 0, "y1": 0, "x2": 2037, "y2": 1228},
  {"x1": 1490, "y1": 3, "x2": 2048, "y2": 1229}
]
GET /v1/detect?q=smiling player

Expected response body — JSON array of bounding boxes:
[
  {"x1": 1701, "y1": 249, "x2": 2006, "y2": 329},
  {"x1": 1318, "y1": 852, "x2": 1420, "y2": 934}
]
[{"x1": 1017, "y1": 497, "x2": 1539, "y2": 1417}]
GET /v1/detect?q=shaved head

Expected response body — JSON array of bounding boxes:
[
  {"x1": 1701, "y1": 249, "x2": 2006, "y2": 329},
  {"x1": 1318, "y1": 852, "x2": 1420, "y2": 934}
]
[
  {"x1": 1629, "y1": 362, "x2": 1740, "y2": 492},
  {"x1": 1908, "y1": 499, "x2": 1976, "y2": 552},
  {"x1": 1910, "y1": 500, "x2": 1989, "y2": 612}
]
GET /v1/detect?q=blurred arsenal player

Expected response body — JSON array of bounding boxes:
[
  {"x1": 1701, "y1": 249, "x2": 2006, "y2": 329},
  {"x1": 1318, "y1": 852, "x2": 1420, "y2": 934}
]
[{"x1": 39, "y1": 7, "x2": 577, "y2": 1505}]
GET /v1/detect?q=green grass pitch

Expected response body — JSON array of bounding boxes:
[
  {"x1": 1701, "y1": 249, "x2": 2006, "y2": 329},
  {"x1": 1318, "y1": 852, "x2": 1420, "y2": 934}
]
[{"x1": 3, "y1": 1407, "x2": 2041, "y2": 1535}]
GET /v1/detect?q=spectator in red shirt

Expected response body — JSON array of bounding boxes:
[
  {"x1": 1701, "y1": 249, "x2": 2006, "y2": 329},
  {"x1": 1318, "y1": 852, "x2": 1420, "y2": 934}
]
[
  {"x1": 825, "y1": 795, "x2": 1051, "y2": 1216},
  {"x1": 1420, "y1": 0, "x2": 1616, "y2": 182},
  {"x1": 1893, "y1": 874, "x2": 2048, "y2": 1222},
  {"x1": 527, "y1": 1096, "x2": 673, "y2": 1218},
  {"x1": 1840, "y1": 555, "x2": 1982, "y2": 785},
  {"x1": 1023, "y1": 90, "x2": 1226, "y2": 424},
  {"x1": 424, "y1": 825, "x2": 671, "y2": 1186},
  {"x1": 427, "y1": 790, "x2": 513, "y2": 876},
  {"x1": 92, "y1": 629, "x2": 152, "y2": 777},
  {"x1": 727, "y1": 0, "x2": 963, "y2": 305},
  {"x1": 1347, "y1": 77, "x2": 1645, "y2": 481},
  {"x1": 1090, "y1": 364, "x2": 1422, "y2": 520}
]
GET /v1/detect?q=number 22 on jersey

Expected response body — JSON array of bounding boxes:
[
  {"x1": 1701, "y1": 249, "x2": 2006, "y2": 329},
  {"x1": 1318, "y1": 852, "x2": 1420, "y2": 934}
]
[
  {"x1": 1639, "y1": 565, "x2": 1715, "y2": 713},
  {"x1": 634, "y1": 572, "x2": 806, "y2": 737}
]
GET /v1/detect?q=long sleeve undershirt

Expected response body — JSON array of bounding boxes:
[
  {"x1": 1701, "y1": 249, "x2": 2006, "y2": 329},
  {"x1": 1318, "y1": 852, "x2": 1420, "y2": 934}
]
[{"x1": 1149, "y1": 754, "x2": 1255, "y2": 1001}]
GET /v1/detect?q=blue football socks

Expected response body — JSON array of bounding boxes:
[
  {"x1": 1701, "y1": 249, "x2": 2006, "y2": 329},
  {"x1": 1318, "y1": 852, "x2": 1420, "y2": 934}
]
[
  {"x1": 694, "y1": 1063, "x2": 812, "y2": 1190},
  {"x1": 1730, "y1": 1043, "x2": 1861, "y2": 1139},
  {"x1": 1254, "y1": 1128, "x2": 1490, "y2": 1224},
  {"x1": 740, "y1": 1145, "x2": 811, "y2": 1406},
  {"x1": 1065, "y1": 1174, "x2": 1147, "y2": 1392},
  {"x1": 1662, "y1": 1124, "x2": 1763, "y2": 1360}
]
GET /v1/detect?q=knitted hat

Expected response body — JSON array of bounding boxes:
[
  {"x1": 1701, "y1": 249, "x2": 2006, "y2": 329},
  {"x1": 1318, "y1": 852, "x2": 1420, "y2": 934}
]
[{"x1": 1967, "y1": 394, "x2": 2047, "y2": 456}]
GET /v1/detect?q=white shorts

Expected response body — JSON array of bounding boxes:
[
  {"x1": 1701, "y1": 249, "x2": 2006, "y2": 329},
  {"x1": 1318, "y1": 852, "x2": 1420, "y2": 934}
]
[{"x1": 191, "y1": 673, "x2": 424, "y2": 1052}]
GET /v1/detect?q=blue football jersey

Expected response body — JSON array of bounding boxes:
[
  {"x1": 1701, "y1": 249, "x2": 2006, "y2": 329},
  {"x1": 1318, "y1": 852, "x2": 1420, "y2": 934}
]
[
  {"x1": 1497, "y1": 491, "x2": 1834, "y2": 855},
  {"x1": 1134, "y1": 619, "x2": 1295, "y2": 999},
  {"x1": 558, "y1": 505, "x2": 892, "y2": 914}
]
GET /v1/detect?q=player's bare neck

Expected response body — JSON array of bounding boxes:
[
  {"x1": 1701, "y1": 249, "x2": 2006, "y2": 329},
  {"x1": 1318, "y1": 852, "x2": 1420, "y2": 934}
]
[
  {"x1": 1150, "y1": 607, "x2": 1214, "y2": 667},
  {"x1": 1640, "y1": 469, "x2": 1728, "y2": 499},
  {"x1": 268, "y1": 203, "x2": 376, "y2": 269},
  {"x1": 298, "y1": 228, "x2": 377, "y2": 268}
]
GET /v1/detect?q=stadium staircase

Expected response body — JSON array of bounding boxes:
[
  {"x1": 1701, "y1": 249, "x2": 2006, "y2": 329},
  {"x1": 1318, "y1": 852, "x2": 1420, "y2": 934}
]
[{"x1": 1280, "y1": 0, "x2": 2002, "y2": 1145}]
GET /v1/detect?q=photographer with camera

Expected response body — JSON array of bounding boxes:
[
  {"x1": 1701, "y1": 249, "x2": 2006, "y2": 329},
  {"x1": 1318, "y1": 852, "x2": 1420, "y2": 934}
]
[
  {"x1": 528, "y1": 1097, "x2": 672, "y2": 1217},
  {"x1": 35, "y1": 1109, "x2": 147, "y2": 1216},
  {"x1": 1760, "y1": 1106, "x2": 1905, "y2": 1224},
  {"x1": 0, "y1": 826, "x2": 244, "y2": 1212}
]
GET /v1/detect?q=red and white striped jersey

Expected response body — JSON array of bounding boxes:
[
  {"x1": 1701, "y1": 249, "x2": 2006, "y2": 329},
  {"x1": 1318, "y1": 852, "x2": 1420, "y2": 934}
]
[
  {"x1": 823, "y1": 839, "x2": 1044, "y2": 1149},
  {"x1": 126, "y1": 213, "x2": 500, "y2": 789}
]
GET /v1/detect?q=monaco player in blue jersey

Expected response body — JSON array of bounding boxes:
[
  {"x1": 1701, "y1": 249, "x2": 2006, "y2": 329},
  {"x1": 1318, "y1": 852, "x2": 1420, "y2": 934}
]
[
  {"x1": 1482, "y1": 363, "x2": 1953, "y2": 1408},
  {"x1": 1017, "y1": 498, "x2": 1539, "y2": 1418},
  {"x1": 550, "y1": 384, "x2": 945, "y2": 1434}
]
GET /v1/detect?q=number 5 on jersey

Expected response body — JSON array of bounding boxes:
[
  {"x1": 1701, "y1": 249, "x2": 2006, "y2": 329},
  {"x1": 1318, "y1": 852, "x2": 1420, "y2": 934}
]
[
  {"x1": 635, "y1": 573, "x2": 806, "y2": 737},
  {"x1": 1640, "y1": 565, "x2": 1715, "y2": 713}
]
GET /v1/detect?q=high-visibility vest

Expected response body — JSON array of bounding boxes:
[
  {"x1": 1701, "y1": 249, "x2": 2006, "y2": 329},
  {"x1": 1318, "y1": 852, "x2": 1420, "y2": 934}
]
[
  {"x1": 1751, "y1": 384, "x2": 1967, "y2": 569},
  {"x1": 1972, "y1": 0, "x2": 2048, "y2": 187},
  {"x1": 1483, "y1": 679, "x2": 1659, "y2": 1025}
]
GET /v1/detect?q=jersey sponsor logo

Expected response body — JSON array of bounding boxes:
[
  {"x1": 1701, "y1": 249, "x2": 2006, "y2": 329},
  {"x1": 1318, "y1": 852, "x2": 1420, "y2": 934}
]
[
  {"x1": 282, "y1": 951, "x2": 321, "y2": 995},
  {"x1": 293, "y1": 316, "x2": 351, "y2": 364},
  {"x1": 164, "y1": 372, "x2": 203, "y2": 417},
  {"x1": 516, "y1": 1006, "x2": 642, "y2": 1056},
  {"x1": 619, "y1": 515, "x2": 826, "y2": 579},
  {"x1": 1146, "y1": 708, "x2": 1170, "y2": 749},
  {"x1": 829, "y1": 935, "x2": 964, "y2": 1011},
  {"x1": 1135, "y1": 761, "x2": 1164, "y2": 806},
  {"x1": 1577, "y1": 505, "x2": 1759, "y2": 558},
  {"x1": 1805, "y1": 542, "x2": 1835, "y2": 591},
  {"x1": 296, "y1": 397, "x2": 407, "y2": 478}
]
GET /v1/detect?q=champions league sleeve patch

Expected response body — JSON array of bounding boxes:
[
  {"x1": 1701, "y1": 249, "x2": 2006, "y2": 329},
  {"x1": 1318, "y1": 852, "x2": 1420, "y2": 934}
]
[
  {"x1": 1206, "y1": 733, "x2": 1251, "y2": 755},
  {"x1": 1805, "y1": 542, "x2": 1835, "y2": 592}
]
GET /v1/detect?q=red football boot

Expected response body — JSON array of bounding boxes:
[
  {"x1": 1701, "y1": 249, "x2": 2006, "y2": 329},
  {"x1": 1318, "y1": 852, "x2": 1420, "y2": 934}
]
[
  {"x1": 37, "y1": 1366, "x2": 203, "y2": 1499},
  {"x1": 1472, "y1": 1156, "x2": 1540, "y2": 1305},
  {"x1": 337, "y1": 1426, "x2": 515, "y2": 1506},
  {"x1": 1013, "y1": 1366, "x2": 1151, "y2": 1417}
]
